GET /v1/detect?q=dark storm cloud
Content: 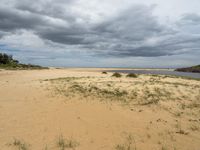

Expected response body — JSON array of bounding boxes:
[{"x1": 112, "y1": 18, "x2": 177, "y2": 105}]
[
  {"x1": 94, "y1": 6, "x2": 163, "y2": 41},
  {"x1": 0, "y1": 0, "x2": 200, "y2": 58},
  {"x1": 0, "y1": 6, "x2": 47, "y2": 32},
  {"x1": 108, "y1": 37, "x2": 200, "y2": 57},
  {"x1": 15, "y1": 0, "x2": 76, "y2": 22}
]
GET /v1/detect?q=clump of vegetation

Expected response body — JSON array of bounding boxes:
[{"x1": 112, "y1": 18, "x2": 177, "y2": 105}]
[
  {"x1": 57, "y1": 135, "x2": 79, "y2": 150},
  {"x1": 140, "y1": 89, "x2": 160, "y2": 105},
  {"x1": 115, "y1": 134, "x2": 136, "y2": 150},
  {"x1": 112, "y1": 72, "x2": 122, "y2": 78},
  {"x1": 70, "y1": 84, "x2": 87, "y2": 94},
  {"x1": 0, "y1": 53, "x2": 48, "y2": 70},
  {"x1": 68, "y1": 84, "x2": 128, "y2": 102},
  {"x1": 10, "y1": 138, "x2": 29, "y2": 150},
  {"x1": 126, "y1": 73, "x2": 137, "y2": 78},
  {"x1": 187, "y1": 102, "x2": 200, "y2": 109},
  {"x1": 190, "y1": 124, "x2": 199, "y2": 131},
  {"x1": 175, "y1": 121, "x2": 189, "y2": 135},
  {"x1": 139, "y1": 87, "x2": 172, "y2": 105},
  {"x1": 161, "y1": 146, "x2": 168, "y2": 150},
  {"x1": 102, "y1": 71, "x2": 107, "y2": 74}
]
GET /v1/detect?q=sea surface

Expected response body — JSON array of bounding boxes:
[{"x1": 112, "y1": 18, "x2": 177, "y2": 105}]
[{"x1": 110, "y1": 69, "x2": 200, "y2": 79}]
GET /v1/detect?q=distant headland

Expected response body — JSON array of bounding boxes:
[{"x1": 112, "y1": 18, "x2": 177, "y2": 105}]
[{"x1": 176, "y1": 65, "x2": 200, "y2": 73}]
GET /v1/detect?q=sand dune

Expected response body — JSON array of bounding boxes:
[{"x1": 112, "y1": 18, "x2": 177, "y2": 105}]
[{"x1": 0, "y1": 69, "x2": 200, "y2": 150}]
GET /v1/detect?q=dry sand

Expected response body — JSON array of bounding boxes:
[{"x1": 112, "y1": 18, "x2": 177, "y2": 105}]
[{"x1": 0, "y1": 68, "x2": 200, "y2": 150}]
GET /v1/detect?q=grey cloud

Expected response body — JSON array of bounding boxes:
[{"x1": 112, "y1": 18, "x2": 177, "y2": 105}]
[
  {"x1": 94, "y1": 5, "x2": 163, "y2": 41},
  {"x1": 0, "y1": 0, "x2": 200, "y2": 58},
  {"x1": 15, "y1": 0, "x2": 76, "y2": 22},
  {"x1": 181, "y1": 13, "x2": 200, "y2": 24},
  {"x1": 0, "y1": 7, "x2": 45, "y2": 32}
]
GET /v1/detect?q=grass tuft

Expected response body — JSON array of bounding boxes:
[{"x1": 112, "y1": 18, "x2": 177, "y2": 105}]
[
  {"x1": 115, "y1": 134, "x2": 136, "y2": 150},
  {"x1": 57, "y1": 135, "x2": 79, "y2": 150},
  {"x1": 11, "y1": 138, "x2": 29, "y2": 150}
]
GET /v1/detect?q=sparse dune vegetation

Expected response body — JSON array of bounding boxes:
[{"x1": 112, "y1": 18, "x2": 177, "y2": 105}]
[{"x1": 0, "y1": 68, "x2": 200, "y2": 150}]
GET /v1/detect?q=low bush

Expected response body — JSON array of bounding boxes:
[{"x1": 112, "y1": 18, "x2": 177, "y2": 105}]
[
  {"x1": 112, "y1": 72, "x2": 122, "y2": 78},
  {"x1": 126, "y1": 73, "x2": 137, "y2": 78}
]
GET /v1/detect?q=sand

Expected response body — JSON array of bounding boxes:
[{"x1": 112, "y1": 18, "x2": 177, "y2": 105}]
[{"x1": 0, "y1": 68, "x2": 200, "y2": 150}]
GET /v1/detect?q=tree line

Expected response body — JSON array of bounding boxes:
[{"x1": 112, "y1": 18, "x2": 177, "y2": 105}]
[
  {"x1": 0, "y1": 53, "x2": 19, "y2": 64},
  {"x1": 0, "y1": 52, "x2": 47, "y2": 69}
]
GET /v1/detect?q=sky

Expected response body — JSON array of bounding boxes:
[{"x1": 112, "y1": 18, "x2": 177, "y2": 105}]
[{"x1": 0, "y1": 0, "x2": 200, "y2": 68}]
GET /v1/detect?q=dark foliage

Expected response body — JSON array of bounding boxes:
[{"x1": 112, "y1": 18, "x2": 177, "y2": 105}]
[
  {"x1": 126, "y1": 73, "x2": 137, "y2": 78},
  {"x1": 102, "y1": 72, "x2": 107, "y2": 74},
  {"x1": 0, "y1": 53, "x2": 17, "y2": 64},
  {"x1": 0, "y1": 53, "x2": 48, "y2": 70},
  {"x1": 112, "y1": 72, "x2": 122, "y2": 78},
  {"x1": 176, "y1": 65, "x2": 200, "y2": 73}
]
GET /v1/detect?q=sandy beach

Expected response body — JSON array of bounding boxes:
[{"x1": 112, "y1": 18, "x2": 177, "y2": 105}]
[{"x1": 0, "y1": 68, "x2": 200, "y2": 150}]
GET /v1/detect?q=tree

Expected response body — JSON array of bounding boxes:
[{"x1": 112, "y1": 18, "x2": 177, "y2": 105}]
[{"x1": 0, "y1": 53, "x2": 18, "y2": 64}]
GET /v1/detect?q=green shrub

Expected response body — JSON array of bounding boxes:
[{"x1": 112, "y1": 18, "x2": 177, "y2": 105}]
[
  {"x1": 126, "y1": 73, "x2": 137, "y2": 78},
  {"x1": 0, "y1": 53, "x2": 48, "y2": 70},
  {"x1": 112, "y1": 72, "x2": 122, "y2": 78},
  {"x1": 102, "y1": 72, "x2": 107, "y2": 74}
]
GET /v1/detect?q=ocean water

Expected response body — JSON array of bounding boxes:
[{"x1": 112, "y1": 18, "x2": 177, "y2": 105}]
[{"x1": 109, "y1": 70, "x2": 200, "y2": 79}]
